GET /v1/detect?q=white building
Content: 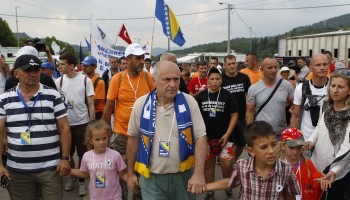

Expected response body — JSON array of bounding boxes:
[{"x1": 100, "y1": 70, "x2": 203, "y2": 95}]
[
  {"x1": 278, "y1": 30, "x2": 350, "y2": 61},
  {"x1": 177, "y1": 50, "x2": 246, "y2": 64}
]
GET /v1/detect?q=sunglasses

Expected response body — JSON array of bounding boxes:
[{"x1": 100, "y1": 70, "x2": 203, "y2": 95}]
[{"x1": 332, "y1": 69, "x2": 350, "y2": 76}]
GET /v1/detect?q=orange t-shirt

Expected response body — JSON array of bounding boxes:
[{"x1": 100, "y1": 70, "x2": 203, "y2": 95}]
[
  {"x1": 240, "y1": 68, "x2": 264, "y2": 85},
  {"x1": 91, "y1": 74, "x2": 106, "y2": 113},
  {"x1": 306, "y1": 69, "x2": 331, "y2": 80},
  {"x1": 107, "y1": 70, "x2": 155, "y2": 136}
]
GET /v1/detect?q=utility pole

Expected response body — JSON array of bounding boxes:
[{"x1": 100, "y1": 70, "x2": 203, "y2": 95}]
[
  {"x1": 15, "y1": 6, "x2": 21, "y2": 48},
  {"x1": 249, "y1": 27, "x2": 252, "y2": 52},
  {"x1": 219, "y1": 2, "x2": 233, "y2": 55}
]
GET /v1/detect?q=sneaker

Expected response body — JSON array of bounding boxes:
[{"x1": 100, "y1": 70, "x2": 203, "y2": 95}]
[
  {"x1": 78, "y1": 181, "x2": 87, "y2": 197},
  {"x1": 205, "y1": 192, "x2": 215, "y2": 200},
  {"x1": 64, "y1": 176, "x2": 76, "y2": 191},
  {"x1": 225, "y1": 189, "x2": 233, "y2": 200}
]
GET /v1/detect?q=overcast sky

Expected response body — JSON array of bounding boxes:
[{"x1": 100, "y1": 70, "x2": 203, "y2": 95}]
[{"x1": 1, "y1": 0, "x2": 350, "y2": 50}]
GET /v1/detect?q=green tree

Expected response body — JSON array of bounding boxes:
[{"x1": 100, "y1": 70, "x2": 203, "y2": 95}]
[{"x1": 0, "y1": 18, "x2": 16, "y2": 46}]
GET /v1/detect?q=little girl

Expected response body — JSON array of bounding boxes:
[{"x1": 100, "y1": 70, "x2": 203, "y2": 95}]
[
  {"x1": 65, "y1": 120, "x2": 128, "y2": 200},
  {"x1": 280, "y1": 128, "x2": 330, "y2": 200}
]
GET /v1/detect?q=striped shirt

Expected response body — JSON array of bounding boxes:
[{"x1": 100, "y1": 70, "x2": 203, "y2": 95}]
[
  {"x1": 228, "y1": 157, "x2": 300, "y2": 200},
  {"x1": 0, "y1": 83, "x2": 67, "y2": 172}
]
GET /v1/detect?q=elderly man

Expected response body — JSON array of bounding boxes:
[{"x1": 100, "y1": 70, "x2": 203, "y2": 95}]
[
  {"x1": 127, "y1": 60, "x2": 207, "y2": 200},
  {"x1": 0, "y1": 54, "x2": 71, "y2": 200}
]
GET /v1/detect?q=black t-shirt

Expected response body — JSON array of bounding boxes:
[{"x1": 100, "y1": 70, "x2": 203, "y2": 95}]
[
  {"x1": 221, "y1": 72, "x2": 251, "y2": 121},
  {"x1": 197, "y1": 88, "x2": 238, "y2": 140}
]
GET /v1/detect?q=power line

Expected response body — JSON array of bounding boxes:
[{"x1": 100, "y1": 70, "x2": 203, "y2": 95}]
[
  {"x1": 232, "y1": 9, "x2": 258, "y2": 37},
  {"x1": 238, "y1": 0, "x2": 300, "y2": 8},
  {"x1": 0, "y1": 3, "x2": 349, "y2": 21},
  {"x1": 236, "y1": 3, "x2": 350, "y2": 10},
  {"x1": 0, "y1": 8, "x2": 226, "y2": 21}
]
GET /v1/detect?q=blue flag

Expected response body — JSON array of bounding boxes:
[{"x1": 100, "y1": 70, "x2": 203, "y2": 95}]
[
  {"x1": 155, "y1": 0, "x2": 186, "y2": 47},
  {"x1": 79, "y1": 42, "x2": 84, "y2": 63},
  {"x1": 85, "y1": 37, "x2": 91, "y2": 51}
]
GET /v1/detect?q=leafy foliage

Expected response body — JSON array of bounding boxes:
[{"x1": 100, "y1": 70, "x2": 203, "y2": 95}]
[{"x1": 0, "y1": 17, "x2": 16, "y2": 46}]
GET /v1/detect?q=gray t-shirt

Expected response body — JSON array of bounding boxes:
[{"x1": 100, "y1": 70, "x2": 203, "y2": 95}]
[{"x1": 247, "y1": 78, "x2": 294, "y2": 135}]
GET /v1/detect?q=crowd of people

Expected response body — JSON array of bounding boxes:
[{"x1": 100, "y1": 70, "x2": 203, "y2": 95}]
[{"x1": 0, "y1": 42, "x2": 349, "y2": 200}]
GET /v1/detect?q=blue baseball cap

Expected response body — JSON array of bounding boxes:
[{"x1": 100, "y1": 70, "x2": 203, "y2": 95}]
[
  {"x1": 41, "y1": 62, "x2": 55, "y2": 71},
  {"x1": 81, "y1": 56, "x2": 97, "y2": 66}
]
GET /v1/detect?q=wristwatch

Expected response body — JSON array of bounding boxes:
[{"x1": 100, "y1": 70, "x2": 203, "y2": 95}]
[{"x1": 61, "y1": 156, "x2": 70, "y2": 161}]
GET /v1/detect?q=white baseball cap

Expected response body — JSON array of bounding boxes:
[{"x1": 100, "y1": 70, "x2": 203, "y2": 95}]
[
  {"x1": 124, "y1": 43, "x2": 147, "y2": 57},
  {"x1": 17, "y1": 46, "x2": 39, "y2": 58}
]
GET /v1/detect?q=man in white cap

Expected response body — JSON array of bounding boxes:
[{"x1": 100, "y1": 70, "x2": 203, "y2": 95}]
[{"x1": 102, "y1": 43, "x2": 155, "y2": 200}]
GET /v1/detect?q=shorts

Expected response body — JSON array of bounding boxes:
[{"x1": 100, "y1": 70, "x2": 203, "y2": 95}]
[
  {"x1": 231, "y1": 120, "x2": 246, "y2": 147},
  {"x1": 207, "y1": 142, "x2": 235, "y2": 160}
]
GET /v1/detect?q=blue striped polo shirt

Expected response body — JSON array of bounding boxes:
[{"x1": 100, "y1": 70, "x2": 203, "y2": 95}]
[{"x1": 0, "y1": 83, "x2": 67, "y2": 172}]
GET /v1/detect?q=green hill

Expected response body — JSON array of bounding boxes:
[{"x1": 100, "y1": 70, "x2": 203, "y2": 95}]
[{"x1": 172, "y1": 13, "x2": 350, "y2": 58}]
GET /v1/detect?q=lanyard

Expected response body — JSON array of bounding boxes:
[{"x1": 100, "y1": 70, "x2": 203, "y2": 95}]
[
  {"x1": 155, "y1": 112, "x2": 176, "y2": 143},
  {"x1": 126, "y1": 72, "x2": 141, "y2": 100},
  {"x1": 207, "y1": 88, "x2": 221, "y2": 110},
  {"x1": 16, "y1": 88, "x2": 40, "y2": 130},
  {"x1": 198, "y1": 77, "x2": 203, "y2": 88}
]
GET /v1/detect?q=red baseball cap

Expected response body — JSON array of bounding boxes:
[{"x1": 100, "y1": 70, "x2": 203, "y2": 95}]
[{"x1": 281, "y1": 128, "x2": 306, "y2": 147}]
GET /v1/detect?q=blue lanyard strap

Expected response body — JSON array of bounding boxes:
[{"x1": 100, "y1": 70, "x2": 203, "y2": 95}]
[{"x1": 16, "y1": 88, "x2": 40, "y2": 130}]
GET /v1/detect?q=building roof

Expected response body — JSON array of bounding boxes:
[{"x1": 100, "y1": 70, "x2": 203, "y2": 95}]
[{"x1": 285, "y1": 30, "x2": 350, "y2": 40}]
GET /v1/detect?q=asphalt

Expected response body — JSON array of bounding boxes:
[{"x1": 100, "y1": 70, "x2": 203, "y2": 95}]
[{"x1": 0, "y1": 150, "x2": 245, "y2": 200}]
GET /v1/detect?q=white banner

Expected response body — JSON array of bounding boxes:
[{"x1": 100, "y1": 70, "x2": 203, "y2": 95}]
[{"x1": 91, "y1": 36, "x2": 124, "y2": 76}]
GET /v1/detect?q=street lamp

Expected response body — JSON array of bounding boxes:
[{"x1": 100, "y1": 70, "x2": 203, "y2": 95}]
[{"x1": 219, "y1": 2, "x2": 233, "y2": 55}]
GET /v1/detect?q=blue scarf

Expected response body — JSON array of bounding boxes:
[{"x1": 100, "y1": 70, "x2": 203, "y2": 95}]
[{"x1": 135, "y1": 89, "x2": 195, "y2": 178}]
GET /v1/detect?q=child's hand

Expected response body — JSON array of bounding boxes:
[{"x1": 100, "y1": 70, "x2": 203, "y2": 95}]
[{"x1": 314, "y1": 178, "x2": 331, "y2": 191}]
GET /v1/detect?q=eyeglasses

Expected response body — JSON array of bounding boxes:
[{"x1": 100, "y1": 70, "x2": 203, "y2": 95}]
[{"x1": 332, "y1": 69, "x2": 350, "y2": 76}]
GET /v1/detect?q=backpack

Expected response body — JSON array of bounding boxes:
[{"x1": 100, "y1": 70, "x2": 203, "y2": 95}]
[
  {"x1": 300, "y1": 80, "x2": 325, "y2": 127},
  {"x1": 93, "y1": 77, "x2": 103, "y2": 92}
]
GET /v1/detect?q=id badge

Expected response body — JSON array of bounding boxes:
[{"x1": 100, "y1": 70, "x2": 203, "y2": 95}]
[
  {"x1": 159, "y1": 141, "x2": 170, "y2": 157},
  {"x1": 67, "y1": 100, "x2": 74, "y2": 109},
  {"x1": 21, "y1": 132, "x2": 31, "y2": 144},
  {"x1": 95, "y1": 172, "x2": 105, "y2": 188},
  {"x1": 209, "y1": 108, "x2": 216, "y2": 117}
]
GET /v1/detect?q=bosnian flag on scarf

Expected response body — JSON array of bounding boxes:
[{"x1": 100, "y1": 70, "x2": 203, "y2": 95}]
[
  {"x1": 118, "y1": 24, "x2": 132, "y2": 44},
  {"x1": 155, "y1": 0, "x2": 186, "y2": 47}
]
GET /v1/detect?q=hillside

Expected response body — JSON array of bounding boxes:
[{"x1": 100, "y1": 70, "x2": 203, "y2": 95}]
[{"x1": 172, "y1": 13, "x2": 350, "y2": 58}]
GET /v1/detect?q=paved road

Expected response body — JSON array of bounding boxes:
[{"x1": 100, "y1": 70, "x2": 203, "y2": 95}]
[{"x1": 0, "y1": 150, "x2": 249, "y2": 200}]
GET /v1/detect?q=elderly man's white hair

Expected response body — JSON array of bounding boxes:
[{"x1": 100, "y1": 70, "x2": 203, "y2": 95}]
[{"x1": 160, "y1": 52, "x2": 176, "y2": 61}]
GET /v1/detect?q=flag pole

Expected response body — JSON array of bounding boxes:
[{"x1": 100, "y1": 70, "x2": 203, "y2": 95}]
[
  {"x1": 115, "y1": 23, "x2": 123, "y2": 46},
  {"x1": 151, "y1": 4, "x2": 157, "y2": 57}
]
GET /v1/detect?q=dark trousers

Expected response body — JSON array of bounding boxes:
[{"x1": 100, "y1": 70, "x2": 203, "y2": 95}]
[{"x1": 321, "y1": 171, "x2": 350, "y2": 200}]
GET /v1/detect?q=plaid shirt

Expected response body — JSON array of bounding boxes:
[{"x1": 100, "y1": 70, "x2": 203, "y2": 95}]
[{"x1": 228, "y1": 157, "x2": 301, "y2": 200}]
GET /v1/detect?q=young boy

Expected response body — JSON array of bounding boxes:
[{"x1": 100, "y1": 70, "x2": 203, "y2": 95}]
[{"x1": 206, "y1": 121, "x2": 301, "y2": 200}]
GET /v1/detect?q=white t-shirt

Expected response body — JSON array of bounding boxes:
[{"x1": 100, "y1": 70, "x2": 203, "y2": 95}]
[
  {"x1": 0, "y1": 73, "x2": 6, "y2": 94},
  {"x1": 293, "y1": 81, "x2": 327, "y2": 140},
  {"x1": 55, "y1": 73, "x2": 94, "y2": 125}
]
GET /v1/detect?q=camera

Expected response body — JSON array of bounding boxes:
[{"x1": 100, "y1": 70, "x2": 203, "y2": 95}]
[
  {"x1": 25, "y1": 37, "x2": 46, "y2": 52},
  {"x1": 1, "y1": 175, "x2": 9, "y2": 189},
  {"x1": 304, "y1": 97, "x2": 318, "y2": 111}
]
